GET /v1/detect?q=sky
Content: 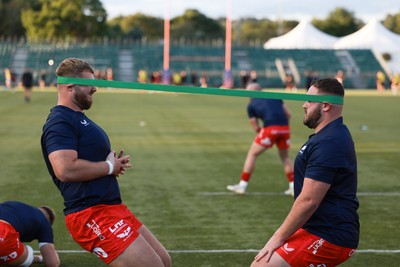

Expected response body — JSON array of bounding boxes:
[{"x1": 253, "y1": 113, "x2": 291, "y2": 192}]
[{"x1": 102, "y1": 0, "x2": 399, "y2": 22}]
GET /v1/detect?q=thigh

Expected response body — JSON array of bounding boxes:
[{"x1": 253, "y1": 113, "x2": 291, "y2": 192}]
[
  {"x1": 138, "y1": 225, "x2": 170, "y2": 267},
  {"x1": 250, "y1": 251, "x2": 290, "y2": 267},
  {"x1": 109, "y1": 234, "x2": 164, "y2": 267}
]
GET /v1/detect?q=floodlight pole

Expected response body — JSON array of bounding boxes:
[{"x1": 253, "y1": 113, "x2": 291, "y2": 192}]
[
  {"x1": 163, "y1": 0, "x2": 171, "y2": 84},
  {"x1": 223, "y1": 0, "x2": 233, "y2": 88}
]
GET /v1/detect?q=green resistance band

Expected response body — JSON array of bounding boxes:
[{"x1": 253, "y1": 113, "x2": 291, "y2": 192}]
[{"x1": 57, "y1": 77, "x2": 343, "y2": 105}]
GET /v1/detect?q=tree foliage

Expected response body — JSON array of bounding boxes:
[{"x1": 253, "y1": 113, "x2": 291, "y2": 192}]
[
  {"x1": 0, "y1": 0, "x2": 40, "y2": 37},
  {"x1": 234, "y1": 18, "x2": 298, "y2": 43},
  {"x1": 21, "y1": 0, "x2": 107, "y2": 41},
  {"x1": 383, "y1": 12, "x2": 400, "y2": 34},
  {"x1": 108, "y1": 13, "x2": 163, "y2": 40},
  {"x1": 1, "y1": 2, "x2": 400, "y2": 44},
  {"x1": 170, "y1": 9, "x2": 224, "y2": 40},
  {"x1": 312, "y1": 7, "x2": 363, "y2": 36}
]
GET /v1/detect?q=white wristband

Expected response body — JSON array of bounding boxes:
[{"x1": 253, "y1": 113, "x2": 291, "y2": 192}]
[{"x1": 106, "y1": 160, "x2": 113, "y2": 175}]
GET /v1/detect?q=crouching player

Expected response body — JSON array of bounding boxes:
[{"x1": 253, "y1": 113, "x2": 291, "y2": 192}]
[{"x1": 0, "y1": 201, "x2": 60, "y2": 267}]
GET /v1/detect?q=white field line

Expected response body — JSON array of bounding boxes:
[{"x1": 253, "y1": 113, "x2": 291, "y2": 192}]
[
  {"x1": 35, "y1": 191, "x2": 400, "y2": 256},
  {"x1": 35, "y1": 249, "x2": 400, "y2": 254},
  {"x1": 198, "y1": 192, "x2": 400, "y2": 196}
]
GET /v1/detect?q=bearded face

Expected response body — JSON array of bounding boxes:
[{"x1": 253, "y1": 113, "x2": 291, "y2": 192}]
[
  {"x1": 303, "y1": 86, "x2": 324, "y2": 129},
  {"x1": 72, "y1": 85, "x2": 94, "y2": 110},
  {"x1": 69, "y1": 71, "x2": 96, "y2": 111},
  {"x1": 303, "y1": 102, "x2": 322, "y2": 129}
]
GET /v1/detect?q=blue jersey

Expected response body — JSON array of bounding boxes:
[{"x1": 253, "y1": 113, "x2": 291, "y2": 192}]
[
  {"x1": 0, "y1": 201, "x2": 54, "y2": 243},
  {"x1": 247, "y1": 98, "x2": 288, "y2": 127},
  {"x1": 294, "y1": 117, "x2": 359, "y2": 248},
  {"x1": 41, "y1": 105, "x2": 122, "y2": 215}
]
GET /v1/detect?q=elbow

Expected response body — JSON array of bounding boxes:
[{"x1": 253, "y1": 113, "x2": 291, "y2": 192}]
[
  {"x1": 46, "y1": 259, "x2": 61, "y2": 267},
  {"x1": 305, "y1": 198, "x2": 320, "y2": 213},
  {"x1": 53, "y1": 168, "x2": 74, "y2": 182}
]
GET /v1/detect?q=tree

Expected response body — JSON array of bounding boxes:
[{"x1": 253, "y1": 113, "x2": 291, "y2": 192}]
[
  {"x1": 383, "y1": 12, "x2": 400, "y2": 34},
  {"x1": 312, "y1": 7, "x2": 363, "y2": 37},
  {"x1": 234, "y1": 18, "x2": 297, "y2": 44},
  {"x1": 21, "y1": 0, "x2": 107, "y2": 41},
  {"x1": 108, "y1": 13, "x2": 164, "y2": 40},
  {"x1": 0, "y1": 0, "x2": 40, "y2": 38},
  {"x1": 170, "y1": 9, "x2": 224, "y2": 40}
]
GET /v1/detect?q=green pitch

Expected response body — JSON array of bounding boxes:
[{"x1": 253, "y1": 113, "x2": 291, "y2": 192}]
[{"x1": 0, "y1": 88, "x2": 399, "y2": 266}]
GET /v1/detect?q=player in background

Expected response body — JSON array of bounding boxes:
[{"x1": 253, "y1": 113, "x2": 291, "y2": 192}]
[
  {"x1": 251, "y1": 78, "x2": 359, "y2": 267},
  {"x1": 41, "y1": 58, "x2": 171, "y2": 267},
  {"x1": 227, "y1": 82, "x2": 294, "y2": 195},
  {"x1": 0, "y1": 201, "x2": 60, "y2": 267}
]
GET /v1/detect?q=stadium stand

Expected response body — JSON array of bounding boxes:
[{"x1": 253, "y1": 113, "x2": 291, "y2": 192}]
[{"x1": 0, "y1": 41, "x2": 385, "y2": 89}]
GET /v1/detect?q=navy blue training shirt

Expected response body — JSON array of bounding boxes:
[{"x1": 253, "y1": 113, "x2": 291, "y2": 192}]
[
  {"x1": 0, "y1": 201, "x2": 54, "y2": 243},
  {"x1": 41, "y1": 105, "x2": 122, "y2": 215},
  {"x1": 294, "y1": 117, "x2": 359, "y2": 248},
  {"x1": 247, "y1": 98, "x2": 288, "y2": 127}
]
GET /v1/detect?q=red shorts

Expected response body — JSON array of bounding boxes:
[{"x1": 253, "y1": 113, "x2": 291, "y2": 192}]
[
  {"x1": 65, "y1": 204, "x2": 143, "y2": 264},
  {"x1": 0, "y1": 220, "x2": 24, "y2": 264},
  {"x1": 276, "y1": 228, "x2": 356, "y2": 267},
  {"x1": 254, "y1": 125, "x2": 290, "y2": 149}
]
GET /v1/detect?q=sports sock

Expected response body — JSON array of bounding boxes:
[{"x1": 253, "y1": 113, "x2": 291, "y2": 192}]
[
  {"x1": 241, "y1": 171, "x2": 251, "y2": 182},
  {"x1": 286, "y1": 171, "x2": 294, "y2": 182}
]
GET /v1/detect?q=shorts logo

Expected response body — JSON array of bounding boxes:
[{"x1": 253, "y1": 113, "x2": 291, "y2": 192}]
[
  {"x1": 308, "y1": 238, "x2": 325, "y2": 255},
  {"x1": 283, "y1": 243, "x2": 295, "y2": 254},
  {"x1": 109, "y1": 219, "x2": 133, "y2": 241},
  {"x1": 308, "y1": 264, "x2": 326, "y2": 267},
  {"x1": 86, "y1": 219, "x2": 105, "y2": 241},
  {"x1": 92, "y1": 247, "x2": 108, "y2": 259},
  {"x1": 0, "y1": 251, "x2": 18, "y2": 262},
  {"x1": 349, "y1": 249, "x2": 356, "y2": 256},
  {"x1": 261, "y1": 137, "x2": 271, "y2": 146},
  {"x1": 109, "y1": 219, "x2": 125, "y2": 233},
  {"x1": 117, "y1": 226, "x2": 131, "y2": 239}
]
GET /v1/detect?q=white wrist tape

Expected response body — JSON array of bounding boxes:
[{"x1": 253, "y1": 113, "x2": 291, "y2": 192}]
[
  {"x1": 19, "y1": 245, "x2": 34, "y2": 267},
  {"x1": 106, "y1": 160, "x2": 113, "y2": 175}
]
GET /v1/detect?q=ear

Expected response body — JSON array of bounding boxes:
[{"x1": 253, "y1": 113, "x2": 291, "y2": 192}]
[
  {"x1": 322, "y1": 102, "x2": 331, "y2": 112},
  {"x1": 66, "y1": 84, "x2": 75, "y2": 91}
]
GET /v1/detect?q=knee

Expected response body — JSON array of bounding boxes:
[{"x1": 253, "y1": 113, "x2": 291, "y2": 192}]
[{"x1": 162, "y1": 253, "x2": 172, "y2": 267}]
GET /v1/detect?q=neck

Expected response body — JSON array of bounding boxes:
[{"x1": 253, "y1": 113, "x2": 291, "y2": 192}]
[{"x1": 315, "y1": 115, "x2": 341, "y2": 133}]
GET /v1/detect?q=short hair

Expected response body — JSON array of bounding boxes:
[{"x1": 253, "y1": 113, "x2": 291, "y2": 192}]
[
  {"x1": 40, "y1": 206, "x2": 56, "y2": 225},
  {"x1": 310, "y1": 78, "x2": 344, "y2": 97},
  {"x1": 55, "y1": 57, "x2": 94, "y2": 77}
]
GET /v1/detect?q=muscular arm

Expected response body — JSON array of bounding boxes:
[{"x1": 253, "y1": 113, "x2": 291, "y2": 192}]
[
  {"x1": 39, "y1": 243, "x2": 60, "y2": 267},
  {"x1": 254, "y1": 178, "x2": 330, "y2": 262},
  {"x1": 48, "y1": 149, "x2": 131, "y2": 182},
  {"x1": 282, "y1": 104, "x2": 291, "y2": 120},
  {"x1": 249, "y1": 117, "x2": 261, "y2": 132}
]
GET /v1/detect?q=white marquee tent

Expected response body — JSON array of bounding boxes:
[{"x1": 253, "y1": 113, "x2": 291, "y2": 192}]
[
  {"x1": 334, "y1": 19, "x2": 400, "y2": 74},
  {"x1": 334, "y1": 19, "x2": 400, "y2": 52},
  {"x1": 263, "y1": 20, "x2": 338, "y2": 49}
]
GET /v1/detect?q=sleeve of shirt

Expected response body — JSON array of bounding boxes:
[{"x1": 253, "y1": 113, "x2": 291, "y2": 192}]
[
  {"x1": 247, "y1": 103, "x2": 256, "y2": 118},
  {"x1": 37, "y1": 220, "x2": 54, "y2": 244},
  {"x1": 304, "y1": 139, "x2": 340, "y2": 184},
  {"x1": 44, "y1": 118, "x2": 78, "y2": 154}
]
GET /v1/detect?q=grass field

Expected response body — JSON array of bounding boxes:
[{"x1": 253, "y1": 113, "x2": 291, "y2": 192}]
[{"x1": 0, "y1": 87, "x2": 399, "y2": 266}]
